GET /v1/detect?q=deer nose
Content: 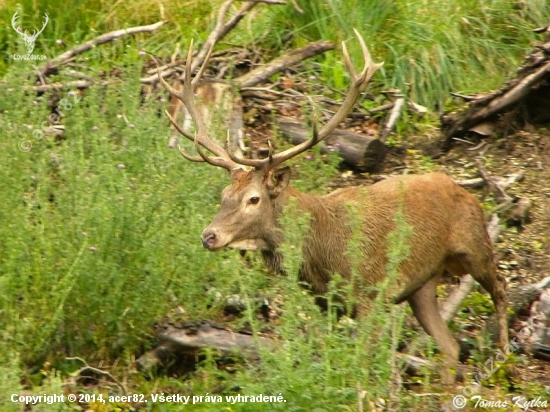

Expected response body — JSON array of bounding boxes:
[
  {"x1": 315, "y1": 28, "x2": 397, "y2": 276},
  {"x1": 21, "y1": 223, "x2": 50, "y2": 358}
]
[{"x1": 201, "y1": 230, "x2": 217, "y2": 249}]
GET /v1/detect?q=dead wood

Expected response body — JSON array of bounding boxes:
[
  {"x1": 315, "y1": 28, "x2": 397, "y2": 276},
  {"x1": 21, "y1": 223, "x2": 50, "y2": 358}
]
[
  {"x1": 141, "y1": 68, "x2": 177, "y2": 85},
  {"x1": 288, "y1": 0, "x2": 304, "y2": 13},
  {"x1": 276, "y1": 116, "x2": 387, "y2": 172},
  {"x1": 407, "y1": 101, "x2": 428, "y2": 115},
  {"x1": 504, "y1": 197, "x2": 533, "y2": 230},
  {"x1": 379, "y1": 97, "x2": 404, "y2": 142},
  {"x1": 484, "y1": 277, "x2": 550, "y2": 359},
  {"x1": 476, "y1": 158, "x2": 511, "y2": 203},
  {"x1": 156, "y1": 322, "x2": 275, "y2": 356},
  {"x1": 28, "y1": 80, "x2": 92, "y2": 92},
  {"x1": 367, "y1": 102, "x2": 394, "y2": 114},
  {"x1": 136, "y1": 322, "x2": 275, "y2": 372},
  {"x1": 442, "y1": 35, "x2": 550, "y2": 150},
  {"x1": 38, "y1": 21, "x2": 164, "y2": 78},
  {"x1": 235, "y1": 40, "x2": 334, "y2": 88},
  {"x1": 66, "y1": 357, "x2": 126, "y2": 393},
  {"x1": 398, "y1": 354, "x2": 433, "y2": 377},
  {"x1": 142, "y1": 49, "x2": 250, "y2": 84},
  {"x1": 177, "y1": 0, "x2": 258, "y2": 83},
  {"x1": 144, "y1": 1, "x2": 261, "y2": 85},
  {"x1": 455, "y1": 177, "x2": 485, "y2": 189}
]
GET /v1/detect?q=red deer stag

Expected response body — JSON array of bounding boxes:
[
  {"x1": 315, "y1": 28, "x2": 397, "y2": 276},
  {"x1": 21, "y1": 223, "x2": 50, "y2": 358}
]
[{"x1": 158, "y1": 31, "x2": 508, "y2": 384}]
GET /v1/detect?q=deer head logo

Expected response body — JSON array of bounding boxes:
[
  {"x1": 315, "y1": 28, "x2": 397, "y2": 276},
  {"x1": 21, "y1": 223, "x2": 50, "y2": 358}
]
[{"x1": 11, "y1": 11, "x2": 49, "y2": 54}]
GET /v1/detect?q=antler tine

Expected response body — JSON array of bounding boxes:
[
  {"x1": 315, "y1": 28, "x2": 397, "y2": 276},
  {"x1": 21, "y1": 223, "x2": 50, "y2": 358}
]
[
  {"x1": 318, "y1": 29, "x2": 383, "y2": 140},
  {"x1": 12, "y1": 11, "x2": 17, "y2": 26},
  {"x1": 163, "y1": 109, "x2": 195, "y2": 141},
  {"x1": 226, "y1": 133, "x2": 268, "y2": 168},
  {"x1": 263, "y1": 30, "x2": 382, "y2": 170},
  {"x1": 178, "y1": 144, "x2": 205, "y2": 162},
  {"x1": 225, "y1": 124, "x2": 319, "y2": 170},
  {"x1": 30, "y1": 13, "x2": 49, "y2": 39},
  {"x1": 158, "y1": 40, "x2": 239, "y2": 171}
]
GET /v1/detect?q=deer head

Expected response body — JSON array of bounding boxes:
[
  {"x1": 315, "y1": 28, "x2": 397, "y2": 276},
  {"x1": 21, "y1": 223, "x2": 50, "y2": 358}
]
[
  {"x1": 12, "y1": 11, "x2": 49, "y2": 54},
  {"x1": 158, "y1": 30, "x2": 382, "y2": 251}
]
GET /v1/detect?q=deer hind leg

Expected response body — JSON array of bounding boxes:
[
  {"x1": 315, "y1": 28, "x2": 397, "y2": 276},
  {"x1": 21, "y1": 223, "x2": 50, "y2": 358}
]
[
  {"x1": 407, "y1": 274, "x2": 459, "y2": 385},
  {"x1": 457, "y1": 253, "x2": 509, "y2": 347}
]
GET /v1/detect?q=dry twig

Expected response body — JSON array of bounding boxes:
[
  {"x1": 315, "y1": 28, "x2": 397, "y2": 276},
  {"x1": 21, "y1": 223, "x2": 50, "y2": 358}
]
[
  {"x1": 38, "y1": 21, "x2": 164, "y2": 77},
  {"x1": 66, "y1": 357, "x2": 126, "y2": 393}
]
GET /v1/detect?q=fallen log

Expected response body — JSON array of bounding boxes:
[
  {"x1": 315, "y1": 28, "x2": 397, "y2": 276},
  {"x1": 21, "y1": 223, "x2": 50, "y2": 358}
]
[
  {"x1": 136, "y1": 321, "x2": 275, "y2": 373},
  {"x1": 276, "y1": 116, "x2": 387, "y2": 173}
]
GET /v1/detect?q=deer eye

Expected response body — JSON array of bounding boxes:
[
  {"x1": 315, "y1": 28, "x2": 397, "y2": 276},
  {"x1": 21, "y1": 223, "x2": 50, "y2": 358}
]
[{"x1": 249, "y1": 196, "x2": 260, "y2": 205}]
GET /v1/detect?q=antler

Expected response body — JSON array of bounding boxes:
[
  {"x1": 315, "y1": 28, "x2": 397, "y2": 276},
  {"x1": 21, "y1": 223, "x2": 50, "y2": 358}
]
[
  {"x1": 160, "y1": 29, "x2": 382, "y2": 172},
  {"x1": 11, "y1": 12, "x2": 49, "y2": 40},
  {"x1": 228, "y1": 28, "x2": 383, "y2": 170},
  {"x1": 11, "y1": 11, "x2": 24, "y2": 36},
  {"x1": 157, "y1": 40, "x2": 240, "y2": 171},
  {"x1": 29, "y1": 13, "x2": 49, "y2": 41}
]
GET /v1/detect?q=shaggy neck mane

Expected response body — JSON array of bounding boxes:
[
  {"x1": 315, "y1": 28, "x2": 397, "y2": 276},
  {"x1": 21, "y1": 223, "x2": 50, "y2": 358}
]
[
  {"x1": 262, "y1": 186, "x2": 340, "y2": 279},
  {"x1": 285, "y1": 186, "x2": 333, "y2": 220}
]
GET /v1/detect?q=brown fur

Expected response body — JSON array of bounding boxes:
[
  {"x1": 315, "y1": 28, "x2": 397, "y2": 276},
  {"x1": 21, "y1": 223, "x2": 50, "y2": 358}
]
[{"x1": 200, "y1": 170, "x2": 508, "y2": 384}]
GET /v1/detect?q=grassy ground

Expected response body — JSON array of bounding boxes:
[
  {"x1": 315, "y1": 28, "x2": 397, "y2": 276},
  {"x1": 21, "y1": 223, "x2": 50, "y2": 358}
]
[
  {"x1": 1, "y1": 1, "x2": 550, "y2": 411},
  {"x1": 0, "y1": 66, "x2": 415, "y2": 410}
]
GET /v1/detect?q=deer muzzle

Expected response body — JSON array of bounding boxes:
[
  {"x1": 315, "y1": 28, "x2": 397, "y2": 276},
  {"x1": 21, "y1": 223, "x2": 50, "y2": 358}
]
[{"x1": 201, "y1": 229, "x2": 219, "y2": 250}]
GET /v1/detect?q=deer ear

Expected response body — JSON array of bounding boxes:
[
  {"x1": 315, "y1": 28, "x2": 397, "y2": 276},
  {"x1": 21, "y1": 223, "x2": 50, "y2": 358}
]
[{"x1": 267, "y1": 167, "x2": 291, "y2": 197}]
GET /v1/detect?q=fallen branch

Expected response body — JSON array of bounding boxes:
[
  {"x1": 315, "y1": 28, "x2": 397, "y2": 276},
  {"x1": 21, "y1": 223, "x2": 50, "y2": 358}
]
[
  {"x1": 450, "y1": 92, "x2": 476, "y2": 102},
  {"x1": 379, "y1": 97, "x2": 404, "y2": 141},
  {"x1": 235, "y1": 40, "x2": 334, "y2": 88},
  {"x1": 367, "y1": 102, "x2": 394, "y2": 114},
  {"x1": 529, "y1": 286, "x2": 550, "y2": 361},
  {"x1": 28, "y1": 80, "x2": 92, "y2": 92},
  {"x1": 407, "y1": 101, "x2": 428, "y2": 115},
  {"x1": 179, "y1": 0, "x2": 258, "y2": 81},
  {"x1": 442, "y1": 36, "x2": 550, "y2": 150},
  {"x1": 454, "y1": 177, "x2": 485, "y2": 189},
  {"x1": 38, "y1": 21, "x2": 165, "y2": 77},
  {"x1": 289, "y1": 0, "x2": 304, "y2": 13},
  {"x1": 141, "y1": 68, "x2": 177, "y2": 85},
  {"x1": 66, "y1": 357, "x2": 126, "y2": 393},
  {"x1": 476, "y1": 158, "x2": 511, "y2": 203}
]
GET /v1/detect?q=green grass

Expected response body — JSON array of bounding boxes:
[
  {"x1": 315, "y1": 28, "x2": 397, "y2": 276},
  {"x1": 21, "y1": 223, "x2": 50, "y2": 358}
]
[
  {"x1": 2, "y1": 1, "x2": 549, "y2": 109},
  {"x1": 0, "y1": 49, "x2": 411, "y2": 410},
  {"x1": 267, "y1": 0, "x2": 550, "y2": 109},
  {"x1": 0, "y1": 58, "x2": 239, "y2": 364},
  {"x1": 0, "y1": 60, "x2": 418, "y2": 410}
]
